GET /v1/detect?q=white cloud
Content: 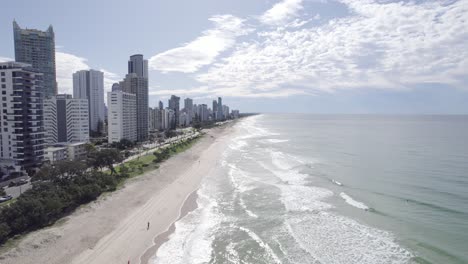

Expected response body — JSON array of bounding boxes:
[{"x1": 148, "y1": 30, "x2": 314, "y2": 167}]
[
  {"x1": 0, "y1": 57, "x2": 13, "y2": 62},
  {"x1": 260, "y1": 0, "x2": 304, "y2": 25},
  {"x1": 149, "y1": 15, "x2": 252, "y2": 73},
  {"x1": 196, "y1": 0, "x2": 468, "y2": 97},
  {"x1": 55, "y1": 51, "x2": 120, "y2": 101},
  {"x1": 100, "y1": 68, "x2": 121, "y2": 95},
  {"x1": 56, "y1": 51, "x2": 90, "y2": 94}
]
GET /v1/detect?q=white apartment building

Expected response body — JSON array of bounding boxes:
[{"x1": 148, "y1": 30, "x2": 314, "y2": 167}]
[
  {"x1": 44, "y1": 94, "x2": 89, "y2": 143},
  {"x1": 160, "y1": 108, "x2": 169, "y2": 130},
  {"x1": 179, "y1": 112, "x2": 188, "y2": 127},
  {"x1": 44, "y1": 146, "x2": 67, "y2": 164},
  {"x1": 107, "y1": 90, "x2": 137, "y2": 143},
  {"x1": 0, "y1": 62, "x2": 45, "y2": 173},
  {"x1": 148, "y1": 107, "x2": 161, "y2": 131}
]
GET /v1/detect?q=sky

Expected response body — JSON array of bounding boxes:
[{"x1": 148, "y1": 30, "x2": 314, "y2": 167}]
[{"x1": 1, "y1": 0, "x2": 468, "y2": 114}]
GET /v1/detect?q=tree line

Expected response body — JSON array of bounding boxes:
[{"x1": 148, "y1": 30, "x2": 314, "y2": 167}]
[
  {"x1": 0, "y1": 147, "x2": 124, "y2": 244},
  {"x1": 0, "y1": 135, "x2": 201, "y2": 245}
]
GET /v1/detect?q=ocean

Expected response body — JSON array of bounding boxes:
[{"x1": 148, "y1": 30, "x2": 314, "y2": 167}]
[{"x1": 151, "y1": 114, "x2": 468, "y2": 264}]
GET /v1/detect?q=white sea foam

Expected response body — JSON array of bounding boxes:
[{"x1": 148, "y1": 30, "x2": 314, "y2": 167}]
[
  {"x1": 238, "y1": 115, "x2": 280, "y2": 139},
  {"x1": 332, "y1": 179, "x2": 343, "y2": 186},
  {"x1": 279, "y1": 185, "x2": 334, "y2": 212},
  {"x1": 228, "y1": 140, "x2": 247, "y2": 151},
  {"x1": 265, "y1": 139, "x2": 290, "y2": 143},
  {"x1": 340, "y1": 192, "x2": 370, "y2": 210},
  {"x1": 225, "y1": 242, "x2": 241, "y2": 264},
  {"x1": 227, "y1": 164, "x2": 259, "y2": 218},
  {"x1": 270, "y1": 150, "x2": 304, "y2": 170},
  {"x1": 238, "y1": 226, "x2": 283, "y2": 264},
  {"x1": 152, "y1": 186, "x2": 220, "y2": 264},
  {"x1": 285, "y1": 212, "x2": 413, "y2": 264},
  {"x1": 228, "y1": 163, "x2": 255, "y2": 193}
]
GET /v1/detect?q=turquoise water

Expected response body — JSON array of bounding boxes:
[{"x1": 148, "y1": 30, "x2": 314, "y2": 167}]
[{"x1": 152, "y1": 114, "x2": 468, "y2": 264}]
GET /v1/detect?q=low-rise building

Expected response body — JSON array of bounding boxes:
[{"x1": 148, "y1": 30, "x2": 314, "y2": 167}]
[
  {"x1": 44, "y1": 146, "x2": 67, "y2": 164},
  {"x1": 52, "y1": 142, "x2": 87, "y2": 161}
]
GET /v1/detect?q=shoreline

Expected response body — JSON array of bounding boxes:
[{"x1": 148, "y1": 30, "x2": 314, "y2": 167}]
[
  {"x1": 0, "y1": 123, "x2": 235, "y2": 264},
  {"x1": 140, "y1": 190, "x2": 199, "y2": 264}
]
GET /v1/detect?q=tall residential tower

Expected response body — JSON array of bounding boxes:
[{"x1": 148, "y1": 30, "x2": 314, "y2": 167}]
[
  {"x1": 0, "y1": 62, "x2": 45, "y2": 174},
  {"x1": 13, "y1": 20, "x2": 57, "y2": 97},
  {"x1": 73, "y1": 69, "x2": 105, "y2": 134}
]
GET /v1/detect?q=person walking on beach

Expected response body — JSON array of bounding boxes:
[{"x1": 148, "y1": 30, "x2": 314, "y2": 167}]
[{"x1": 147, "y1": 221, "x2": 150, "y2": 230}]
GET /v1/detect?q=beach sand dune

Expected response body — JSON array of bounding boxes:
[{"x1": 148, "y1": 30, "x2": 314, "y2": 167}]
[{"x1": 0, "y1": 124, "x2": 233, "y2": 264}]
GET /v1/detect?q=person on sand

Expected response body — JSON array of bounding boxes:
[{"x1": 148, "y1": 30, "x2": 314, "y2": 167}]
[{"x1": 147, "y1": 222, "x2": 150, "y2": 230}]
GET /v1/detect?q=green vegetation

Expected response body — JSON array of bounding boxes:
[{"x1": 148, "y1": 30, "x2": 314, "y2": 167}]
[
  {"x1": 114, "y1": 135, "x2": 201, "y2": 179},
  {"x1": 110, "y1": 138, "x2": 135, "y2": 150},
  {"x1": 0, "y1": 149, "x2": 123, "y2": 245},
  {"x1": 153, "y1": 135, "x2": 200, "y2": 163},
  {"x1": 0, "y1": 134, "x2": 201, "y2": 245}
]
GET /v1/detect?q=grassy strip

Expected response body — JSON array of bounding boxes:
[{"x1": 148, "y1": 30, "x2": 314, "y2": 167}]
[
  {"x1": 113, "y1": 135, "x2": 202, "y2": 181},
  {"x1": 0, "y1": 199, "x2": 16, "y2": 208}
]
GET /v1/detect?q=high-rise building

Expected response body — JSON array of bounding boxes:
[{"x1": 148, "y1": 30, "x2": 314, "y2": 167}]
[
  {"x1": 212, "y1": 100, "x2": 218, "y2": 120},
  {"x1": 128, "y1": 54, "x2": 148, "y2": 78},
  {"x1": 223, "y1": 105, "x2": 230, "y2": 119},
  {"x1": 73, "y1": 70, "x2": 105, "y2": 134},
  {"x1": 217, "y1": 97, "x2": 223, "y2": 120},
  {"x1": 179, "y1": 112, "x2": 188, "y2": 127},
  {"x1": 13, "y1": 21, "x2": 57, "y2": 98},
  {"x1": 231, "y1": 110, "x2": 240, "y2": 119},
  {"x1": 0, "y1": 62, "x2": 45, "y2": 174},
  {"x1": 184, "y1": 98, "x2": 193, "y2": 125},
  {"x1": 120, "y1": 54, "x2": 149, "y2": 142},
  {"x1": 44, "y1": 94, "x2": 89, "y2": 144},
  {"x1": 148, "y1": 107, "x2": 161, "y2": 131},
  {"x1": 167, "y1": 109, "x2": 175, "y2": 129},
  {"x1": 107, "y1": 90, "x2": 137, "y2": 143},
  {"x1": 159, "y1": 100, "x2": 163, "y2": 110},
  {"x1": 112, "y1": 83, "x2": 121, "y2": 92},
  {"x1": 199, "y1": 104, "x2": 209, "y2": 122},
  {"x1": 160, "y1": 108, "x2": 169, "y2": 130},
  {"x1": 168, "y1": 95, "x2": 180, "y2": 129},
  {"x1": 119, "y1": 72, "x2": 148, "y2": 141}
]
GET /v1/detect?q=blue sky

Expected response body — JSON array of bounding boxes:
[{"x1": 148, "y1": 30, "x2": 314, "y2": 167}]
[{"x1": 1, "y1": 0, "x2": 468, "y2": 114}]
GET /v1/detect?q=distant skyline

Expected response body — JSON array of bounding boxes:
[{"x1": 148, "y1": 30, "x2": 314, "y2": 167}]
[{"x1": 1, "y1": 0, "x2": 468, "y2": 114}]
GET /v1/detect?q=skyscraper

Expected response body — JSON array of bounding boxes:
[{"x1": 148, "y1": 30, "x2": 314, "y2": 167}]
[
  {"x1": 107, "y1": 90, "x2": 137, "y2": 143},
  {"x1": 128, "y1": 54, "x2": 148, "y2": 78},
  {"x1": 13, "y1": 20, "x2": 57, "y2": 97},
  {"x1": 199, "y1": 104, "x2": 209, "y2": 122},
  {"x1": 0, "y1": 62, "x2": 45, "y2": 174},
  {"x1": 73, "y1": 70, "x2": 105, "y2": 134},
  {"x1": 159, "y1": 100, "x2": 164, "y2": 110},
  {"x1": 148, "y1": 107, "x2": 161, "y2": 131},
  {"x1": 168, "y1": 95, "x2": 180, "y2": 129},
  {"x1": 217, "y1": 97, "x2": 223, "y2": 120},
  {"x1": 44, "y1": 94, "x2": 89, "y2": 144},
  {"x1": 184, "y1": 98, "x2": 193, "y2": 125},
  {"x1": 120, "y1": 73, "x2": 148, "y2": 141},
  {"x1": 212, "y1": 100, "x2": 218, "y2": 120}
]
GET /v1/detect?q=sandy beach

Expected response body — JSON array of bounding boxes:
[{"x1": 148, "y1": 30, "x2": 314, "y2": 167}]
[{"x1": 0, "y1": 124, "x2": 233, "y2": 264}]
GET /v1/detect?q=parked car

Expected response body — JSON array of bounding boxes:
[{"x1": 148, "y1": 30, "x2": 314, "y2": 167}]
[
  {"x1": 0, "y1": 195, "x2": 13, "y2": 203},
  {"x1": 7, "y1": 178, "x2": 28, "y2": 187}
]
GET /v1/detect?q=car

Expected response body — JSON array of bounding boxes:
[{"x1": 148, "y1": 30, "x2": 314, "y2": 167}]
[
  {"x1": 0, "y1": 195, "x2": 13, "y2": 203},
  {"x1": 17, "y1": 179, "x2": 28, "y2": 185},
  {"x1": 8, "y1": 179, "x2": 28, "y2": 187}
]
